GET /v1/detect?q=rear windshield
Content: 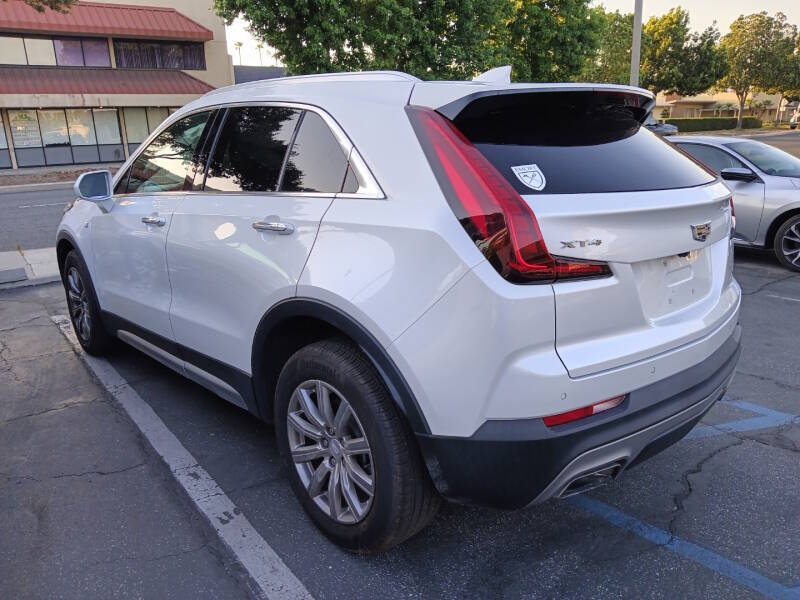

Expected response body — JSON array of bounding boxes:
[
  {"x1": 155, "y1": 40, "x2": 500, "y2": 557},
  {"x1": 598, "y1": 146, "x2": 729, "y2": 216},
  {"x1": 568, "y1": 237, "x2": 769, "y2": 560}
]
[{"x1": 452, "y1": 92, "x2": 715, "y2": 195}]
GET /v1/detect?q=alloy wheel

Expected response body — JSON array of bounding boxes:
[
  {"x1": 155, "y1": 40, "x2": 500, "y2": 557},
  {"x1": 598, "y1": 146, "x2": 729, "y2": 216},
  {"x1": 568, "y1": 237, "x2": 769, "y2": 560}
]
[
  {"x1": 781, "y1": 222, "x2": 800, "y2": 267},
  {"x1": 286, "y1": 379, "x2": 375, "y2": 524},
  {"x1": 66, "y1": 267, "x2": 91, "y2": 342}
]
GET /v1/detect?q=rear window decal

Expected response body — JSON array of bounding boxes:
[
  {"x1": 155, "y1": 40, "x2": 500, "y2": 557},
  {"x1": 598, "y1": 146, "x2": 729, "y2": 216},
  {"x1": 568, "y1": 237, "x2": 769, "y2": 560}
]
[{"x1": 511, "y1": 164, "x2": 546, "y2": 191}]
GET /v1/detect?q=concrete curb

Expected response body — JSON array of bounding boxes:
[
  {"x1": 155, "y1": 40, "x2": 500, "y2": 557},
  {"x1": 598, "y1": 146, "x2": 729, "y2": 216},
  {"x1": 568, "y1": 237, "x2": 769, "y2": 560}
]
[{"x1": 0, "y1": 246, "x2": 59, "y2": 290}]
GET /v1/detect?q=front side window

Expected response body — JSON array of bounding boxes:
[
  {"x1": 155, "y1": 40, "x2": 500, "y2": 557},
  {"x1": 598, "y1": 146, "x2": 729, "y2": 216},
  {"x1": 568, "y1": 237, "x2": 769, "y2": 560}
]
[
  {"x1": 724, "y1": 140, "x2": 800, "y2": 178},
  {"x1": 281, "y1": 112, "x2": 349, "y2": 193},
  {"x1": 204, "y1": 106, "x2": 300, "y2": 192},
  {"x1": 126, "y1": 111, "x2": 211, "y2": 193},
  {"x1": 676, "y1": 143, "x2": 744, "y2": 175}
]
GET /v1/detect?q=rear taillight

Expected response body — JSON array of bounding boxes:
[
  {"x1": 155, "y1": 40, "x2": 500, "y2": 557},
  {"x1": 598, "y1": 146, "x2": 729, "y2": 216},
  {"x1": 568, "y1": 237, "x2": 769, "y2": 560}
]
[
  {"x1": 542, "y1": 395, "x2": 626, "y2": 427},
  {"x1": 406, "y1": 106, "x2": 611, "y2": 283}
]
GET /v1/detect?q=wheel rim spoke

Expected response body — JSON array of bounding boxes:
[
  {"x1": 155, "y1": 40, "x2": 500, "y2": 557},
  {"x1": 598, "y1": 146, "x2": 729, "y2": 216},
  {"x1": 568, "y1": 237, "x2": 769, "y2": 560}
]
[
  {"x1": 295, "y1": 387, "x2": 325, "y2": 429},
  {"x1": 287, "y1": 411, "x2": 323, "y2": 441},
  {"x1": 291, "y1": 443, "x2": 327, "y2": 463},
  {"x1": 287, "y1": 379, "x2": 374, "y2": 524},
  {"x1": 344, "y1": 455, "x2": 374, "y2": 495}
]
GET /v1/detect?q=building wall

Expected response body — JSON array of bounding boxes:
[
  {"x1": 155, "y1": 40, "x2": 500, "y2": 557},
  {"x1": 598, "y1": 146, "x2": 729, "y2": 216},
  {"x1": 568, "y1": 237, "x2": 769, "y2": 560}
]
[{"x1": 100, "y1": 0, "x2": 234, "y2": 89}]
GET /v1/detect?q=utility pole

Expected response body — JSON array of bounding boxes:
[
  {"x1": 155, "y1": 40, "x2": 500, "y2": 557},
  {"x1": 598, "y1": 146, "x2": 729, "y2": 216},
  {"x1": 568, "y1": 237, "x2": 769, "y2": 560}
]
[{"x1": 630, "y1": 0, "x2": 643, "y2": 87}]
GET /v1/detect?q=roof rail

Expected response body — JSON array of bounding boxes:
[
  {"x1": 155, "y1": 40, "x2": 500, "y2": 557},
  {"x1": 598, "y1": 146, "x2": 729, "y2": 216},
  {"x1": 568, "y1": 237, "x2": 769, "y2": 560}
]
[{"x1": 206, "y1": 70, "x2": 420, "y2": 96}]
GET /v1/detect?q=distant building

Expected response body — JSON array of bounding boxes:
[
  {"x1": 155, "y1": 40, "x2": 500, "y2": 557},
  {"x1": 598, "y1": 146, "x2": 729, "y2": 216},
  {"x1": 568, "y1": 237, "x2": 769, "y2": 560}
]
[
  {"x1": 234, "y1": 65, "x2": 286, "y2": 84},
  {"x1": 655, "y1": 91, "x2": 798, "y2": 121},
  {"x1": 0, "y1": 0, "x2": 234, "y2": 170}
]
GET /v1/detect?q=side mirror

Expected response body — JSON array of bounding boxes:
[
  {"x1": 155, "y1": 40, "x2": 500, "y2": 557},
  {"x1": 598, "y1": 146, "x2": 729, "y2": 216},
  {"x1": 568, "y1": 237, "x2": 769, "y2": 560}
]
[
  {"x1": 721, "y1": 167, "x2": 758, "y2": 183},
  {"x1": 74, "y1": 170, "x2": 113, "y2": 202}
]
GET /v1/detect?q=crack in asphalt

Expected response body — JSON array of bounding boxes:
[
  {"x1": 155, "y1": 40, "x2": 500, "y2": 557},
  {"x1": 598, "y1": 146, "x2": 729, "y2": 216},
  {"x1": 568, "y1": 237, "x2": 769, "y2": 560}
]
[
  {"x1": 734, "y1": 370, "x2": 800, "y2": 392},
  {"x1": 740, "y1": 273, "x2": 800, "y2": 296},
  {"x1": 666, "y1": 438, "x2": 745, "y2": 543},
  {"x1": 2, "y1": 462, "x2": 147, "y2": 484},
  {"x1": 0, "y1": 396, "x2": 106, "y2": 426}
]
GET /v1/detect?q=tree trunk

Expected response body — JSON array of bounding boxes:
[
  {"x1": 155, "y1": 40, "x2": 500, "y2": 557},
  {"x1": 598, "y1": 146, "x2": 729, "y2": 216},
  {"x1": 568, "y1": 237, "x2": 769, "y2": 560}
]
[
  {"x1": 776, "y1": 95, "x2": 783, "y2": 122},
  {"x1": 737, "y1": 94, "x2": 746, "y2": 129}
]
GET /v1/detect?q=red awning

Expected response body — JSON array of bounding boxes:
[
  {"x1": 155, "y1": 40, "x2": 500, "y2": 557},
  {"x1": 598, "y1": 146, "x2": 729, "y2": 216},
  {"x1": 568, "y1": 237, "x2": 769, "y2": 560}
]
[
  {"x1": 0, "y1": 66, "x2": 214, "y2": 95},
  {"x1": 0, "y1": 0, "x2": 214, "y2": 42}
]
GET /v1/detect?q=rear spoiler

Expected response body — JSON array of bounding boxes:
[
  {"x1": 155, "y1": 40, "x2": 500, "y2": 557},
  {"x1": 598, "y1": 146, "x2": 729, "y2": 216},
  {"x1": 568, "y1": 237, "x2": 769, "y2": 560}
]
[{"x1": 410, "y1": 79, "x2": 656, "y2": 124}]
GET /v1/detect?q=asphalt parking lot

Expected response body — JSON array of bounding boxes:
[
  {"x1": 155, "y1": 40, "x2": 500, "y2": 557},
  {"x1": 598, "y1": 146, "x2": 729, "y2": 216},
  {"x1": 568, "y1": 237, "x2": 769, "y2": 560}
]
[{"x1": 1, "y1": 247, "x2": 799, "y2": 600}]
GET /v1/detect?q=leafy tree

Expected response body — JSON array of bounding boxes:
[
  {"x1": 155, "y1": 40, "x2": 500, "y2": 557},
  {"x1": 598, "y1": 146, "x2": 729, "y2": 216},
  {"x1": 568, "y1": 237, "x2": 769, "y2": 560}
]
[
  {"x1": 580, "y1": 8, "x2": 632, "y2": 84},
  {"x1": 505, "y1": 0, "x2": 601, "y2": 82},
  {"x1": 213, "y1": 0, "x2": 510, "y2": 79},
  {"x1": 719, "y1": 12, "x2": 796, "y2": 128},
  {"x1": 640, "y1": 8, "x2": 726, "y2": 96},
  {"x1": 764, "y1": 34, "x2": 800, "y2": 122},
  {"x1": 2, "y1": 0, "x2": 75, "y2": 11}
]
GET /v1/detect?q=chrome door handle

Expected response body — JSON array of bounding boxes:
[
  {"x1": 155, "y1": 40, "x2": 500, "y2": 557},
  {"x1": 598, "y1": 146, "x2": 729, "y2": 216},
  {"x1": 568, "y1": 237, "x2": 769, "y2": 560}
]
[
  {"x1": 141, "y1": 215, "x2": 166, "y2": 226},
  {"x1": 252, "y1": 220, "x2": 295, "y2": 234}
]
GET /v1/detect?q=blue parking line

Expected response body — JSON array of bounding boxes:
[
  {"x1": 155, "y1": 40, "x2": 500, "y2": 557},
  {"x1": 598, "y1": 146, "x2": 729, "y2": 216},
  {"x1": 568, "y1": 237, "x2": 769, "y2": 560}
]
[
  {"x1": 571, "y1": 496, "x2": 798, "y2": 599},
  {"x1": 685, "y1": 399, "x2": 798, "y2": 440}
]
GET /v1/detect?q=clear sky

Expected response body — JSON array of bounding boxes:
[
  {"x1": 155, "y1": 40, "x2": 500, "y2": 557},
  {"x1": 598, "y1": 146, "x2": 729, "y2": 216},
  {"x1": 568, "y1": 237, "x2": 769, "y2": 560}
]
[
  {"x1": 225, "y1": 2, "x2": 800, "y2": 67},
  {"x1": 593, "y1": 1, "x2": 800, "y2": 33}
]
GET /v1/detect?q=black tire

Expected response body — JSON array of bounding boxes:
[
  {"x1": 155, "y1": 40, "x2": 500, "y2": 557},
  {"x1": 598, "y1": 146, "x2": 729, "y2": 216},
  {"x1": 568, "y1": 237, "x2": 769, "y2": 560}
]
[
  {"x1": 773, "y1": 214, "x2": 800, "y2": 272},
  {"x1": 274, "y1": 338, "x2": 440, "y2": 553},
  {"x1": 62, "y1": 250, "x2": 115, "y2": 355}
]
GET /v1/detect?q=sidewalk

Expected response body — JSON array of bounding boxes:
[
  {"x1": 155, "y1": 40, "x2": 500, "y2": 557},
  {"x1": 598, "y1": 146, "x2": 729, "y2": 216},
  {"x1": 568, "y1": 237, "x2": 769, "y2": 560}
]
[
  {"x1": 0, "y1": 247, "x2": 59, "y2": 288},
  {"x1": 0, "y1": 163, "x2": 121, "y2": 188},
  {"x1": 0, "y1": 283, "x2": 251, "y2": 598}
]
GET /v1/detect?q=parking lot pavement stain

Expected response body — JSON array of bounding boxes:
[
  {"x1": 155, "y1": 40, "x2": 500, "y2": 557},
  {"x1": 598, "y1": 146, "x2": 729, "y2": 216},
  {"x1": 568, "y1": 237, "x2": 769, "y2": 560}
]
[
  {"x1": 685, "y1": 398, "x2": 799, "y2": 440},
  {"x1": 572, "y1": 496, "x2": 799, "y2": 600}
]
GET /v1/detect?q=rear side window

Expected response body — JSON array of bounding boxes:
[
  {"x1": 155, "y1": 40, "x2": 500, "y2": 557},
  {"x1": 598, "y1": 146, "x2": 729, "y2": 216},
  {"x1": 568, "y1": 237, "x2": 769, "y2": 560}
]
[
  {"x1": 675, "y1": 143, "x2": 744, "y2": 175},
  {"x1": 452, "y1": 92, "x2": 715, "y2": 195},
  {"x1": 204, "y1": 106, "x2": 300, "y2": 192},
  {"x1": 281, "y1": 111, "x2": 348, "y2": 193},
  {"x1": 125, "y1": 111, "x2": 212, "y2": 193}
]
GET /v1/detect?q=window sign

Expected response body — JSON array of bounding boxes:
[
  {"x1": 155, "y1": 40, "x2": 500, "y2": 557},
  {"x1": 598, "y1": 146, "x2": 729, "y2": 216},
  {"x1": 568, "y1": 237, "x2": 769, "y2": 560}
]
[
  {"x1": 66, "y1": 109, "x2": 97, "y2": 146},
  {"x1": 93, "y1": 109, "x2": 121, "y2": 144},
  {"x1": 9, "y1": 110, "x2": 42, "y2": 148}
]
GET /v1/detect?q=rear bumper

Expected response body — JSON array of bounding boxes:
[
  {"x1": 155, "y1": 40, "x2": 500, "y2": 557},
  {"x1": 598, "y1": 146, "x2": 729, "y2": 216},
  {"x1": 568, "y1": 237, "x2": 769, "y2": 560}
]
[{"x1": 416, "y1": 324, "x2": 741, "y2": 509}]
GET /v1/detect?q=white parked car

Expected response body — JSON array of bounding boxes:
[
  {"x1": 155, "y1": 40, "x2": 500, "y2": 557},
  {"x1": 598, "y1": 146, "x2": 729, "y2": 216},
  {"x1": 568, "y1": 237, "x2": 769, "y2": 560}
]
[
  {"x1": 670, "y1": 135, "x2": 800, "y2": 271},
  {"x1": 57, "y1": 72, "x2": 740, "y2": 552}
]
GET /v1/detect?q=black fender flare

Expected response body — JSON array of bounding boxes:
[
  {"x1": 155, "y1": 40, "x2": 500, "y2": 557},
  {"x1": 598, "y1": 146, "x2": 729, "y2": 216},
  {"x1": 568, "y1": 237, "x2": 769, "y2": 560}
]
[{"x1": 251, "y1": 298, "x2": 431, "y2": 434}]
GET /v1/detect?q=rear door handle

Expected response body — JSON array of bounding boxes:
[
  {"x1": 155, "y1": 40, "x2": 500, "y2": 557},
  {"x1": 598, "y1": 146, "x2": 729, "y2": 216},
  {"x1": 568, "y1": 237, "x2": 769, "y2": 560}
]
[
  {"x1": 252, "y1": 220, "x2": 295, "y2": 234},
  {"x1": 141, "y1": 215, "x2": 166, "y2": 227}
]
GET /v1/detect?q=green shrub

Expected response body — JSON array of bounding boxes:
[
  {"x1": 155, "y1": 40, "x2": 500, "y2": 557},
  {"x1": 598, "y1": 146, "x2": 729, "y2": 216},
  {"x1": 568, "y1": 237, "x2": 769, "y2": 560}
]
[{"x1": 663, "y1": 116, "x2": 762, "y2": 132}]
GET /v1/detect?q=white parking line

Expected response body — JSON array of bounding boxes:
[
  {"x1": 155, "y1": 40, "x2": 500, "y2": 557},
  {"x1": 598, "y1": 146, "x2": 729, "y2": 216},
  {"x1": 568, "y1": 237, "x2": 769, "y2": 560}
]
[
  {"x1": 766, "y1": 293, "x2": 800, "y2": 303},
  {"x1": 52, "y1": 315, "x2": 313, "y2": 600},
  {"x1": 17, "y1": 202, "x2": 67, "y2": 208}
]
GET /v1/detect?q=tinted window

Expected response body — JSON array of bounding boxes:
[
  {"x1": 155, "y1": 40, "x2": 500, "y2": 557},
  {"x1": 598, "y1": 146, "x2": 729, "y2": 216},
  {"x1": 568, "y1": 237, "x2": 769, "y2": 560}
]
[
  {"x1": 454, "y1": 91, "x2": 716, "y2": 194},
  {"x1": 281, "y1": 112, "x2": 348, "y2": 193},
  {"x1": 341, "y1": 164, "x2": 359, "y2": 193},
  {"x1": 204, "y1": 106, "x2": 300, "y2": 192},
  {"x1": 724, "y1": 140, "x2": 800, "y2": 178},
  {"x1": 676, "y1": 143, "x2": 744, "y2": 175},
  {"x1": 126, "y1": 111, "x2": 211, "y2": 193}
]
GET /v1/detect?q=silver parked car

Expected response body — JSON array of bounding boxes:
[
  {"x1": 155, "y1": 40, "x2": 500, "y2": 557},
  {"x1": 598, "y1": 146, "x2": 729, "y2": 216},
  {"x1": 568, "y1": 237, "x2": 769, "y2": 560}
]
[{"x1": 669, "y1": 135, "x2": 800, "y2": 271}]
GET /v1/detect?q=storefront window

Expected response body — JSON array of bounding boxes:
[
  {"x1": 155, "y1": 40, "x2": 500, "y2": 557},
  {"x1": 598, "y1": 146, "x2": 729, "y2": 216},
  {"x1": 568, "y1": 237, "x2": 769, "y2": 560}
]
[
  {"x1": 66, "y1": 109, "x2": 100, "y2": 164},
  {"x1": 54, "y1": 38, "x2": 84, "y2": 66},
  {"x1": 8, "y1": 110, "x2": 42, "y2": 148},
  {"x1": 114, "y1": 39, "x2": 205, "y2": 70},
  {"x1": 0, "y1": 114, "x2": 10, "y2": 169},
  {"x1": 82, "y1": 38, "x2": 111, "y2": 67},
  {"x1": 38, "y1": 110, "x2": 72, "y2": 165},
  {"x1": 8, "y1": 110, "x2": 45, "y2": 167},
  {"x1": 23, "y1": 37, "x2": 56, "y2": 65},
  {"x1": 146, "y1": 107, "x2": 169, "y2": 132},
  {"x1": 93, "y1": 108, "x2": 124, "y2": 162},
  {"x1": 0, "y1": 36, "x2": 27, "y2": 65}
]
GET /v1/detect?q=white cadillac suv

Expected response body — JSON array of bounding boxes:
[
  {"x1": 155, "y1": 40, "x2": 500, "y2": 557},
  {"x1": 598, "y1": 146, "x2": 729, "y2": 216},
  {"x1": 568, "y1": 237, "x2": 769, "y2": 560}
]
[{"x1": 57, "y1": 71, "x2": 741, "y2": 552}]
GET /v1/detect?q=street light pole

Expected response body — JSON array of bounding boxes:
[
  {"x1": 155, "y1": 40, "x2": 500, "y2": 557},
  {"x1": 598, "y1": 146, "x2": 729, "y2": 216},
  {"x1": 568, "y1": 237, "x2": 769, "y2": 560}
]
[{"x1": 630, "y1": 0, "x2": 643, "y2": 87}]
